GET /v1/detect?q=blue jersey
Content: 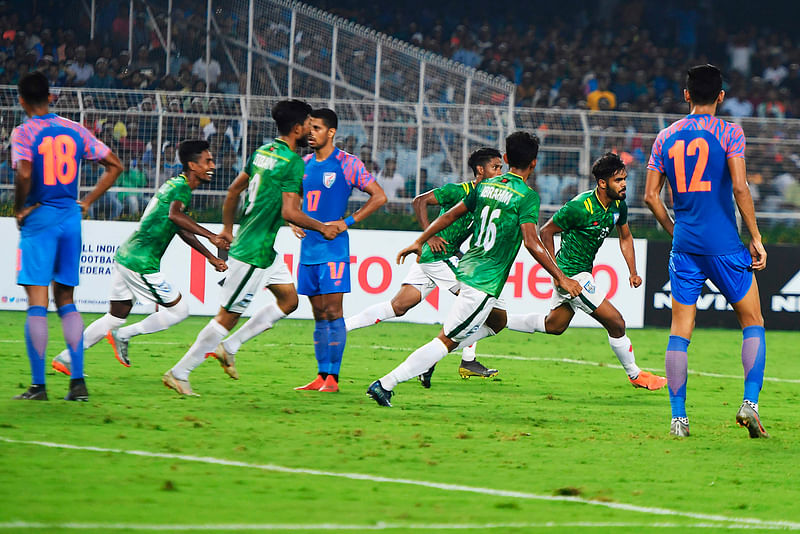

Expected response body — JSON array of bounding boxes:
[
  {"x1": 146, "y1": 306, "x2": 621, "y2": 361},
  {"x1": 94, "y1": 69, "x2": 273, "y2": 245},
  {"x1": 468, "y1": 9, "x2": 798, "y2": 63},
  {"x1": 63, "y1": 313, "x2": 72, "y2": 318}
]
[
  {"x1": 11, "y1": 113, "x2": 110, "y2": 208},
  {"x1": 648, "y1": 114, "x2": 746, "y2": 256},
  {"x1": 300, "y1": 147, "x2": 374, "y2": 264}
]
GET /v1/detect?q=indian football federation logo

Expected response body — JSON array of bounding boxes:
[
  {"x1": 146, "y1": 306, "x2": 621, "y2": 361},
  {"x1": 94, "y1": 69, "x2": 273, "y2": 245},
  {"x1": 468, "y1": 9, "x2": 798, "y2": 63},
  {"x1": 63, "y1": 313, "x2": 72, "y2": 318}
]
[{"x1": 323, "y1": 172, "x2": 336, "y2": 188}]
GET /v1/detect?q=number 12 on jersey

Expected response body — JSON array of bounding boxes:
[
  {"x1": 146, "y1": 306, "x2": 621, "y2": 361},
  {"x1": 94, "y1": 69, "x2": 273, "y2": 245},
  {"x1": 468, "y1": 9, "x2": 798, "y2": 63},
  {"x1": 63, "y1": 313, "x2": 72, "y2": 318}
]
[{"x1": 668, "y1": 138, "x2": 712, "y2": 193}]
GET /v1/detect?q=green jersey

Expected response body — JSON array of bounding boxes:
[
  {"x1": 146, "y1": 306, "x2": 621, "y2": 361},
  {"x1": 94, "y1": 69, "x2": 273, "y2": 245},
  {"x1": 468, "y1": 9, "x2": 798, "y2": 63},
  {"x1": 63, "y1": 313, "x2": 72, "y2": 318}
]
[
  {"x1": 229, "y1": 139, "x2": 304, "y2": 268},
  {"x1": 457, "y1": 172, "x2": 540, "y2": 297},
  {"x1": 552, "y1": 189, "x2": 628, "y2": 277},
  {"x1": 418, "y1": 181, "x2": 476, "y2": 264},
  {"x1": 115, "y1": 175, "x2": 193, "y2": 274}
]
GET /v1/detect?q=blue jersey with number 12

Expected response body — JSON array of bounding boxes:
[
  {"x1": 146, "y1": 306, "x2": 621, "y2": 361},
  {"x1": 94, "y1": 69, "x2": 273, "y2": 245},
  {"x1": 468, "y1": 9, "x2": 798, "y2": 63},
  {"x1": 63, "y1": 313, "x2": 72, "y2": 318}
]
[
  {"x1": 300, "y1": 147, "x2": 374, "y2": 264},
  {"x1": 11, "y1": 113, "x2": 110, "y2": 208},
  {"x1": 648, "y1": 114, "x2": 746, "y2": 256}
]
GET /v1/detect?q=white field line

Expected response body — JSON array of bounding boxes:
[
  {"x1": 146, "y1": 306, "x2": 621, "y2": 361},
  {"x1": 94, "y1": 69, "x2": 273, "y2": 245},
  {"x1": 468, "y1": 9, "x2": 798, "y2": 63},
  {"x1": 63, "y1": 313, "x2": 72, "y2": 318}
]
[
  {"x1": 1, "y1": 437, "x2": 798, "y2": 531},
  {"x1": 0, "y1": 520, "x2": 796, "y2": 531},
  {"x1": 1, "y1": 339, "x2": 798, "y2": 384}
]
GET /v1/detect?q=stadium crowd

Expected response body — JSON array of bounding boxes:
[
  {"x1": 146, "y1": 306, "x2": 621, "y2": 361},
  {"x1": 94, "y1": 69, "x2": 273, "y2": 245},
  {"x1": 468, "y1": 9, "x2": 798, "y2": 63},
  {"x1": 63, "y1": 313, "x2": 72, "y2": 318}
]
[{"x1": 0, "y1": 0, "x2": 799, "y2": 219}]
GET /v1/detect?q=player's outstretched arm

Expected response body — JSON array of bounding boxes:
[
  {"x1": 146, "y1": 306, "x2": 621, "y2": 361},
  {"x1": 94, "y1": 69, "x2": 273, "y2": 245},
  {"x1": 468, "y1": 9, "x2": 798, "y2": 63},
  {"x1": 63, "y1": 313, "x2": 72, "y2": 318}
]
[
  {"x1": 168, "y1": 200, "x2": 229, "y2": 250},
  {"x1": 177, "y1": 229, "x2": 227, "y2": 272},
  {"x1": 617, "y1": 223, "x2": 642, "y2": 288},
  {"x1": 221, "y1": 171, "x2": 250, "y2": 242},
  {"x1": 643, "y1": 169, "x2": 674, "y2": 236},
  {"x1": 412, "y1": 188, "x2": 447, "y2": 253},
  {"x1": 729, "y1": 157, "x2": 766, "y2": 271},
  {"x1": 80, "y1": 151, "x2": 124, "y2": 214},
  {"x1": 281, "y1": 192, "x2": 340, "y2": 240},
  {"x1": 538, "y1": 217, "x2": 562, "y2": 260},
  {"x1": 347, "y1": 181, "x2": 387, "y2": 226},
  {"x1": 397, "y1": 202, "x2": 468, "y2": 264},
  {"x1": 521, "y1": 222, "x2": 581, "y2": 297}
]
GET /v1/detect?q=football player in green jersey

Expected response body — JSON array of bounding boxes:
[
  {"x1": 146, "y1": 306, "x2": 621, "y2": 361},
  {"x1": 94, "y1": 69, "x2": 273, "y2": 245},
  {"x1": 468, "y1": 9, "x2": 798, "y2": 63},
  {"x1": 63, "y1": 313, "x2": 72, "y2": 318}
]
[
  {"x1": 506, "y1": 152, "x2": 667, "y2": 391},
  {"x1": 164, "y1": 100, "x2": 342, "y2": 396},
  {"x1": 367, "y1": 132, "x2": 582, "y2": 407},
  {"x1": 51, "y1": 140, "x2": 230, "y2": 376},
  {"x1": 345, "y1": 148, "x2": 504, "y2": 386}
]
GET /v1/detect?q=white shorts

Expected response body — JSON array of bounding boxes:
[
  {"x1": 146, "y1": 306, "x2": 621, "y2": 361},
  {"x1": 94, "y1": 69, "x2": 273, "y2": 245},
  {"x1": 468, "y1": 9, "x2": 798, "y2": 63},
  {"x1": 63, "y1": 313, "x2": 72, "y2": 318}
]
[
  {"x1": 109, "y1": 263, "x2": 180, "y2": 306},
  {"x1": 401, "y1": 259, "x2": 461, "y2": 298},
  {"x1": 443, "y1": 284, "x2": 498, "y2": 342},
  {"x1": 220, "y1": 255, "x2": 294, "y2": 314},
  {"x1": 551, "y1": 271, "x2": 605, "y2": 315}
]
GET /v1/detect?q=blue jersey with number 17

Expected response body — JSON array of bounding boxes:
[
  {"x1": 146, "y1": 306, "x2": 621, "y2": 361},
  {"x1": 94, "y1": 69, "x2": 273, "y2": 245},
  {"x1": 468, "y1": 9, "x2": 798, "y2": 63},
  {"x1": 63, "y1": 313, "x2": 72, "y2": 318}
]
[
  {"x1": 648, "y1": 114, "x2": 746, "y2": 256},
  {"x1": 11, "y1": 113, "x2": 110, "y2": 208},
  {"x1": 300, "y1": 147, "x2": 374, "y2": 264}
]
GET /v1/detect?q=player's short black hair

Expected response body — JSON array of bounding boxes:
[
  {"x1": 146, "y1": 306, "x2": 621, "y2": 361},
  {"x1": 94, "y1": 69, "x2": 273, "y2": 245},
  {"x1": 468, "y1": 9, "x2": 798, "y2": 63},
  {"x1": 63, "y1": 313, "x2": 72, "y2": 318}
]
[
  {"x1": 505, "y1": 131, "x2": 539, "y2": 169},
  {"x1": 178, "y1": 139, "x2": 210, "y2": 169},
  {"x1": 271, "y1": 99, "x2": 312, "y2": 135},
  {"x1": 18, "y1": 71, "x2": 49, "y2": 106},
  {"x1": 686, "y1": 64, "x2": 723, "y2": 105},
  {"x1": 467, "y1": 147, "x2": 502, "y2": 176},
  {"x1": 311, "y1": 108, "x2": 338, "y2": 129},
  {"x1": 591, "y1": 152, "x2": 626, "y2": 183}
]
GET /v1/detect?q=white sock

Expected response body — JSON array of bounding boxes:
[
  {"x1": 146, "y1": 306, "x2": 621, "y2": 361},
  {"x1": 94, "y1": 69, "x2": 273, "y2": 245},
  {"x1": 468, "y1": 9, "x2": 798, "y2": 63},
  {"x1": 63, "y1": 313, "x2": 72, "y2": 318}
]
[
  {"x1": 171, "y1": 320, "x2": 229, "y2": 380},
  {"x1": 461, "y1": 343, "x2": 477, "y2": 362},
  {"x1": 117, "y1": 299, "x2": 189, "y2": 340},
  {"x1": 380, "y1": 338, "x2": 449, "y2": 390},
  {"x1": 506, "y1": 313, "x2": 546, "y2": 333},
  {"x1": 608, "y1": 334, "x2": 641, "y2": 378},
  {"x1": 222, "y1": 302, "x2": 285, "y2": 355},
  {"x1": 455, "y1": 325, "x2": 496, "y2": 350},
  {"x1": 345, "y1": 301, "x2": 396, "y2": 331},
  {"x1": 58, "y1": 313, "x2": 128, "y2": 364}
]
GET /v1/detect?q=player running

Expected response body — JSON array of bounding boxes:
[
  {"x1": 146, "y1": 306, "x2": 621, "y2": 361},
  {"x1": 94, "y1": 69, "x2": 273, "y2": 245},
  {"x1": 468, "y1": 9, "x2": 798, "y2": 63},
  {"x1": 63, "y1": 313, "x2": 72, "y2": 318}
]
[
  {"x1": 367, "y1": 131, "x2": 581, "y2": 407},
  {"x1": 164, "y1": 100, "x2": 341, "y2": 396},
  {"x1": 644, "y1": 64, "x2": 768, "y2": 438},
  {"x1": 50, "y1": 140, "x2": 229, "y2": 376},
  {"x1": 506, "y1": 152, "x2": 667, "y2": 391},
  {"x1": 12, "y1": 72, "x2": 123, "y2": 401},
  {"x1": 345, "y1": 147, "x2": 504, "y2": 387},
  {"x1": 293, "y1": 108, "x2": 387, "y2": 393}
]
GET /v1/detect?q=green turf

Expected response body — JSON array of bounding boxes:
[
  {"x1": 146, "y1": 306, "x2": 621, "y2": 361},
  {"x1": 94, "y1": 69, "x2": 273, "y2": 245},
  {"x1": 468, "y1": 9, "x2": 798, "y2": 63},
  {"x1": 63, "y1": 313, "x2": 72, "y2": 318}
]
[{"x1": 0, "y1": 310, "x2": 798, "y2": 533}]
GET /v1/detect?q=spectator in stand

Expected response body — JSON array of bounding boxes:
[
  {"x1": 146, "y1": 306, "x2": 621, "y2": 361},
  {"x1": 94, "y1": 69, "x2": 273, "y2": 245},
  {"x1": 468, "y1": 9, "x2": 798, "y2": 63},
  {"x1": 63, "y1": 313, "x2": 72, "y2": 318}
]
[
  {"x1": 763, "y1": 55, "x2": 788, "y2": 86},
  {"x1": 359, "y1": 144, "x2": 380, "y2": 175},
  {"x1": 85, "y1": 57, "x2": 118, "y2": 89},
  {"x1": 116, "y1": 148, "x2": 149, "y2": 217},
  {"x1": 192, "y1": 53, "x2": 221, "y2": 87},
  {"x1": 376, "y1": 157, "x2": 405, "y2": 202},
  {"x1": 721, "y1": 82, "x2": 754, "y2": 118},
  {"x1": 66, "y1": 45, "x2": 92, "y2": 86},
  {"x1": 757, "y1": 88, "x2": 787, "y2": 119},
  {"x1": 587, "y1": 75, "x2": 617, "y2": 111}
]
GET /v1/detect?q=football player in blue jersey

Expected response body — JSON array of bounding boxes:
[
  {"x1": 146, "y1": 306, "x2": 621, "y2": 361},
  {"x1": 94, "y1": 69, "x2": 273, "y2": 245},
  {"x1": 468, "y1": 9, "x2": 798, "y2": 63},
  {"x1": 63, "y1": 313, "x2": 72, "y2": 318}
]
[
  {"x1": 645, "y1": 64, "x2": 768, "y2": 438},
  {"x1": 293, "y1": 108, "x2": 387, "y2": 392}
]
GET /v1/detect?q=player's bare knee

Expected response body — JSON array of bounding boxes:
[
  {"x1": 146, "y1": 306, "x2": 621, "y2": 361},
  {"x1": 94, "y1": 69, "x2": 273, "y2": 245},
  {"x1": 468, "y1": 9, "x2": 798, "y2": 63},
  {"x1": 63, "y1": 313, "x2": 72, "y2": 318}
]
[
  {"x1": 278, "y1": 294, "x2": 298, "y2": 315},
  {"x1": 606, "y1": 321, "x2": 626, "y2": 338},
  {"x1": 548, "y1": 323, "x2": 568, "y2": 335},
  {"x1": 109, "y1": 300, "x2": 133, "y2": 319}
]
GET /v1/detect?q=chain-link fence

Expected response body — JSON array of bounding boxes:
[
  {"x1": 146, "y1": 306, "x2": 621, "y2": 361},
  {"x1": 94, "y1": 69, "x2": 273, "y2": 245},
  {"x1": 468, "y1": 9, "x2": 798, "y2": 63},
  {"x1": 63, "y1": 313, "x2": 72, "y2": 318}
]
[{"x1": 1, "y1": 85, "x2": 798, "y2": 232}]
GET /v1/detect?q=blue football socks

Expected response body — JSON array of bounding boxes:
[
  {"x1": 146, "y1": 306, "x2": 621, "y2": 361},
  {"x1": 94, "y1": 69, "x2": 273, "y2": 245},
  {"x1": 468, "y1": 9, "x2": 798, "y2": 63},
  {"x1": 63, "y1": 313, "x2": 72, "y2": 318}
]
[
  {"x1": 741, "y1": 325, "x2": 766, "y2": 404},
  {"x1": 58, "y1": 303, "x2": 85, "y2": 380},
  {"x1": 25, "y1": 306, "x2": 48, "y2": 385},
  {"x1": 665, "y1": 335, "x2": 690, "y2": 419},
  {"x1": 327, "y1": 318, "x2": 346, "y2": 378},
  {"x1": 313, "y1": 320, "x2": 330, "y2": 378}
]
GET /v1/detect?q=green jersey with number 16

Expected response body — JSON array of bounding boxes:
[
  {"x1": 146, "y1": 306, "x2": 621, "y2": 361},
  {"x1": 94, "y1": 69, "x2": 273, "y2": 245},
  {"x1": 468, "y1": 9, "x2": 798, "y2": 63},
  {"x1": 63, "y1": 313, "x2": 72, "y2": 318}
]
[
  {"x1": 456, "y1": 172, "x2": 540, "y2": 297},
  {"x1": 229, "y1": 138, "x2": 305, "y2": 269}
]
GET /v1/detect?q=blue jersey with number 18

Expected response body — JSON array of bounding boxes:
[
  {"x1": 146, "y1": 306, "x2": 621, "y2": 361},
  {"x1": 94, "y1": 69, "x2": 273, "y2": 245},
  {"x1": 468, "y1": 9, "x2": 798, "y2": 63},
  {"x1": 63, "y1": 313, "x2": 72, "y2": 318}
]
[
  {"x1": 647, "y1": 114, "x2": 746, "y2": 256},
  {"x1": 11, "y1": 113, "x2": 110, "y2": 208}
]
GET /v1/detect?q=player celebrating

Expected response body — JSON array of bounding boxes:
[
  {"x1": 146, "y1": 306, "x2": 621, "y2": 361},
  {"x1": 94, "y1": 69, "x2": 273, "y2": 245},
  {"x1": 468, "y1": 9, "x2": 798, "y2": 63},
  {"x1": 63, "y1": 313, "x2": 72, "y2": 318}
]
[
  {"x1": 367, "y1": 131, "x2": 582, "y2": 407},
  {"x1": 50, "y1": 140, "x2": 229, "y2": 376},
  {"x1": 506, "y1": 152, "x2": 667, "y2": 391},
  {"x1": 345, "y1": 147, "x2": 504, "y2": 387},
  {"x1": 294, "y1": 108, "x2": 387, "y2": 393},
  {"x1": 644, "y1": 64, "x2": 768, "y2": 438},
  {"x1": 164, "y1": 100, "x2": 341, "y2": 396},
  {"x1": 11, "y1": 72, "x2": 123, "y2": 401}
]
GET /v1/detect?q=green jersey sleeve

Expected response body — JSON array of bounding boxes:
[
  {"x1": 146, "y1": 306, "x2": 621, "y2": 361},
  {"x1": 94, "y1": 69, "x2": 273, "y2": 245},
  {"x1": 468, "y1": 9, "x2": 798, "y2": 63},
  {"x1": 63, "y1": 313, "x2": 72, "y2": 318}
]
[
  {"x1": 280, "y1": 155, "x2": 304, "y2": 194},
  {"x1": 616, "y1": 201, "x2": 628, "y2": 226},
  {"x1": 463, "y1": 183, "x2": 478, "y2": 213},
  {"x1": 433, "y1": 182, "x2": 469, "y2": 206},
  {"x1": 518, "y1": 189, "x2": 540, "y2": 225},
  {"x1": 552, "y1": 201, "x2": 586, "y2": 230}
]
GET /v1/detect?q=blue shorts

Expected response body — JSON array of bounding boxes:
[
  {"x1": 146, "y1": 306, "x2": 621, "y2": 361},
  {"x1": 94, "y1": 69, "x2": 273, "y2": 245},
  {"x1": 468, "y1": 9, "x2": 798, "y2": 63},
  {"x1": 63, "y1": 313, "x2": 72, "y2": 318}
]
[
  {"x1": 297, "y1": 261, "x2": 351, "y2": 296},
  {"x1": 17, "y1": 204, "x2": 82, "y2": 287},
  {"x1": 669, "y1": 248, "x2": 753, "y2": 306}
]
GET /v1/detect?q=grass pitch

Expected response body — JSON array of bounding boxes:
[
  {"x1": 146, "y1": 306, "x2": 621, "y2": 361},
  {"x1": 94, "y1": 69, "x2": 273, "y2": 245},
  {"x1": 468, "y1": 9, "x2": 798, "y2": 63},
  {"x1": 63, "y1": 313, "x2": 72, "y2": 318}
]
[{"x1": 0, "y1": 310, "x2": 798, "y2": 533}]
